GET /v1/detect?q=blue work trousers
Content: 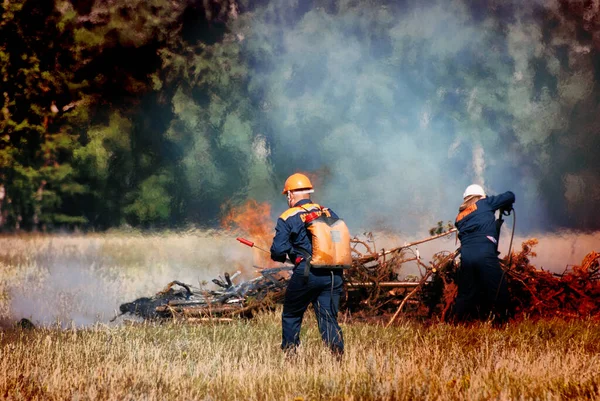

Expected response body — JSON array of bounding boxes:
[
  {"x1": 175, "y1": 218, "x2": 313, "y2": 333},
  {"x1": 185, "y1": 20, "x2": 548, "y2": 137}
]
[
  {"x1": 281, "y1": 267, "x2": 344, "y2": 355},
  {"x1": 453, "y1": 243, "x2": 510, "y2": 323}
]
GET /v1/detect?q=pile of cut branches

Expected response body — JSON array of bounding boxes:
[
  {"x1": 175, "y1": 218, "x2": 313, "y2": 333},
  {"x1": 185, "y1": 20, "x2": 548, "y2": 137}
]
[
  {"x1": 116, "y1": 266, "x2": 291, "y2": 321},
  {"x1": 116, "y1": 230, "x2": 458, "y2": 322},
  {"x1": 431, "y1": 239, "x2": 600, "y2": 321},
  {"x1": 116, "y1": 232, "x2": 600, "y2": 324},
  {"x1": 504, "y1": 239, "x2": 600, "y2": 319},
  {"x1": 344, "y1": 231, "x2": 458, "y2": 321}
]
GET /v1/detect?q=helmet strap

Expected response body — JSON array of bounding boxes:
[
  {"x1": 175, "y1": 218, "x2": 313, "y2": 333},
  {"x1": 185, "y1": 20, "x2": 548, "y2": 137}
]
[
  {"x1": 290, "y1": 189, "x2": 314, "y2": 195},
  {"x1": 286, "y1": 189, "x2": 314, "y2": 207}
]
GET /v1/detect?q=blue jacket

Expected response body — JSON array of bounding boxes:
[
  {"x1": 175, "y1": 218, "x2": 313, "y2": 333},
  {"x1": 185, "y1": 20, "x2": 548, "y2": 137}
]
[
  {"x1": 455, "y1": 191, "x2": 515, "y2": 247},
  {"x1": 270, "y1": 199, "x2": 339, "y2": 266}
]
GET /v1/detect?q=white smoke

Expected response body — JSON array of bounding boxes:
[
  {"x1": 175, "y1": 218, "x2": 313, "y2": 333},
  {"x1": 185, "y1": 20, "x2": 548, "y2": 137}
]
[
  {"x1": 1, "y1": 233, "x2": 255, "y2": 327},
  {"x1": 237, "y1": 0, "x2": 599, "y2": 234},
  {"x1": 472, "y1": 144, "x2": 486, "y2": 188},
  {"x1": 373, "y1": 228, "x2": 600, "y2": 278}
]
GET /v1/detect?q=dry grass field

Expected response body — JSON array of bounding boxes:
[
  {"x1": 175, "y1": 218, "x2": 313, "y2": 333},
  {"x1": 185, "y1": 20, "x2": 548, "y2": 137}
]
[
  {"x1": 1, "y1": 234, "x2": 599, "y2": 400},
  {"x1": 2, "y1": 316, "x2": 600, "y2": 400}
]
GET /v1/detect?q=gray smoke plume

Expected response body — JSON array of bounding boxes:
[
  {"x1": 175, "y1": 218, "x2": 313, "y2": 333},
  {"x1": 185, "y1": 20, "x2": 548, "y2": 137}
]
[{"x1": 225, "y1": 0, "x2": 600, "y2": 234}]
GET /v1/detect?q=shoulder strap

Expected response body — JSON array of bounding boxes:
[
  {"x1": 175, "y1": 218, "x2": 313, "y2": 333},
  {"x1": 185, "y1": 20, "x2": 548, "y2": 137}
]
[
  {"x1": 299, "y1": 204, "x2": 333, "y2": 222},
  {"x1": 279, "y1": 206, "x2": 305, "y2": 221}
]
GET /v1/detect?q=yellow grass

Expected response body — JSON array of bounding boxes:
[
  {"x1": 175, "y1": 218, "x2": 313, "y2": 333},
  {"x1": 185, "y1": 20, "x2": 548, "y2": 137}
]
[
  {"x1": 2, "y1": 316, "x2": 600, "y2": 400},
  {"x1": 1, "y1": 234, "x2": 600, "y2": 400}
]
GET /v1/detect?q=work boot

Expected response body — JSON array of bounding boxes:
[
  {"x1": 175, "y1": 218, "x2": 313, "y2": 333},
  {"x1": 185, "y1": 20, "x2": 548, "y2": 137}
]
[
  {"x1": 282, "y1": 344, "x2": 299, "y2": 362},
  {"x1": 331, "y1": 346, "x2": 344, "y2": 362}
]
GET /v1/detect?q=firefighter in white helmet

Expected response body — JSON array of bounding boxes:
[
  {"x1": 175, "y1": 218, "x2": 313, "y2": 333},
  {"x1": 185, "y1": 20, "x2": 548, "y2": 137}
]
[
  {"x1": 452, "y1": 184, "x2": 515, "y2": 324},
  {"x1": 270, "y1": 173, "x2": 350, "y2": 358}
]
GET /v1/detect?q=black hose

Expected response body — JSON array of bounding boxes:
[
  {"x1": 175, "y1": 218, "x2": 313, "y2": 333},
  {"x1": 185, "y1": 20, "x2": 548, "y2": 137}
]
[
  {"x1": 506, "y1": 208, "x2": 515, "y2": 267},
  {"x1": 495, "y1": 208, "x2": 516, "y2": 303}
]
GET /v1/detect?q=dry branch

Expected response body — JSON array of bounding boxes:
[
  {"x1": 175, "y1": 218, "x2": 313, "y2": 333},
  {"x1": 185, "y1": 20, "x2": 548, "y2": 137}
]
[
  {"x1": 355, "y1": 229, "x2": 456, "y2": 264},
  {"x1": 386, "y1": 270, "x2": 433, "y2": 327}
]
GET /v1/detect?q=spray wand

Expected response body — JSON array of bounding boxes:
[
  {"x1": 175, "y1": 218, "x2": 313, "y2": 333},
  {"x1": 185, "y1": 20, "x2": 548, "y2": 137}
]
[
  {"x1": 236, "y1": 237, "x2": 271, "y2": 255},
  {"x1": 236, "y1": 237, "x2": 294, "y2": 265}
]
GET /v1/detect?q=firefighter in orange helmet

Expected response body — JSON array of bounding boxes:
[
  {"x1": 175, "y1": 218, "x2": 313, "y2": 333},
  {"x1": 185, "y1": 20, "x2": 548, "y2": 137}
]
[{"x1": 270, "y1": 173, "x2": 345, "y2": 357}]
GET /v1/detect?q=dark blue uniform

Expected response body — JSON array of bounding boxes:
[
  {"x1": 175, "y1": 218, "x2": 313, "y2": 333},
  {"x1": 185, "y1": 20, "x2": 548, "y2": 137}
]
[
  {"x1": 453, "y1": 191, "x2": 515, "y2": 322},
  {"x1": 270, "y1": 199, "x2": 344, "y2": 355}
]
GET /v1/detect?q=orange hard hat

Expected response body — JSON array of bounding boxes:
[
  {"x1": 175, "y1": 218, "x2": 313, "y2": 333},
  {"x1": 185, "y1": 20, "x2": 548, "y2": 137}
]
[{"x1": 282, "y1": 173, "x2": 313, "y2": 194}]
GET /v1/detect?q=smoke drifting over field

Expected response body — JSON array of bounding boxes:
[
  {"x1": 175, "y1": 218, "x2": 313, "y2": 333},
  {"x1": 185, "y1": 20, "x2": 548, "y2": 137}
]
[
  {"x1": 0, "y1": 234, "x2": 256, "y2": 327},
  {"x1": 222, "y1": 0, "x2": 600, "y2": 234},
  {"x1": 1, "y1": 229, "x2": 597, "y2": 327}
]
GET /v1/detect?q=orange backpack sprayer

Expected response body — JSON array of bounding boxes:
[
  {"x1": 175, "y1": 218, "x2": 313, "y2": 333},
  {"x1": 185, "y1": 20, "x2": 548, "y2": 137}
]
[
  {"x1": 236, "y1": 203, "x2": 352, "y2": 279},
  {"x1": 298, "y1": 205, "x2": 352, "y2": 278}
]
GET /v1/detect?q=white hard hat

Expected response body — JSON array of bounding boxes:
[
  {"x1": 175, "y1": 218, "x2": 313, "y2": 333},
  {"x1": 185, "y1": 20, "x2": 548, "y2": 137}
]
[{"x1": 463, "y1": 184, "x2": 485, "y2": 199}]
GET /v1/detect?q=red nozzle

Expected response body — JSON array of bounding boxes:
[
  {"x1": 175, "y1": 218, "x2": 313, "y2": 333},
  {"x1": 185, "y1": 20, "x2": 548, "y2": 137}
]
[
  {"x1": 236, "y1": 237, "x2": 254, "y2": 247},
  {"x1": 237, "y1": 237, "x2": 270, "y2": 254}
]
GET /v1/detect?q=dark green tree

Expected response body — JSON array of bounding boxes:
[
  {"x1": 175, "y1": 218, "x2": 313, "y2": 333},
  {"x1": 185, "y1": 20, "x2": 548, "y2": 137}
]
[{"x1": 0, "y1": 1, "x2": 86, "y2": 230}]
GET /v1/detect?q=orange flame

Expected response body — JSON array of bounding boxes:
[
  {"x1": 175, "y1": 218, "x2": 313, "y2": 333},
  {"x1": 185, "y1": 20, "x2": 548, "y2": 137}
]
[{"x1": 221, "y1": 199, "x2": 276, "y2": 267}]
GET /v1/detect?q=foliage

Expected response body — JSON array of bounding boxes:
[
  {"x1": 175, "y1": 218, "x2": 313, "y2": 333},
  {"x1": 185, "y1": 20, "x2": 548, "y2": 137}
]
[
  {"x1": 124, "y1": 171, "x2": 172, "y2": 226},
  {"x1": 1, "y1": 0, "x2": 599, "y2": 231},
  {"x1": 429, "y1": 221, "x2": 455, "y2": 236},
  {"x1": 0, "y1": 1, "x2": 83, "y2": 229}
]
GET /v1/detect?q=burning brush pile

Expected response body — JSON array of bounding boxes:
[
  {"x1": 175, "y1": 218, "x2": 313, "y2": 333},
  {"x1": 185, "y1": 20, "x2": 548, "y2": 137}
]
[
  {"x1": 504, "y1": 239, "x2": 600, "y2": 320},
  {"x1": 116, "y1": 201, "x2": 600, "y2": 324},
  {"x1": 427, "y1": 239, "x2": 600, "y2": 322}
]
